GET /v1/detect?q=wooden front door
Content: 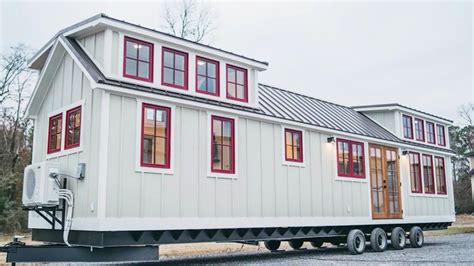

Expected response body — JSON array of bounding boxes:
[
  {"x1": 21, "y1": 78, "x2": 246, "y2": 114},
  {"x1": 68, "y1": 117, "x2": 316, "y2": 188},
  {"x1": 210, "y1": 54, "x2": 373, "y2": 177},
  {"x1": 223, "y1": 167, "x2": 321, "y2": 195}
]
[{"x1": 369, "y1": 144, "x2": 402, "y2": 219}]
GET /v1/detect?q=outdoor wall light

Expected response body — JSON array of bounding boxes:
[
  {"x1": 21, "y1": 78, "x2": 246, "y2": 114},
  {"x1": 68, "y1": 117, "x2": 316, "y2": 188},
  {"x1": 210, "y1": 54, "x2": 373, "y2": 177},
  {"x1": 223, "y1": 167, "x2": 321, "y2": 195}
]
[
  {"x1": 327, "y1": 136, "x2": 335, "y2": 143},
  {"x1": 402, "y1": 150, "x2": 409, "y2": 156}
]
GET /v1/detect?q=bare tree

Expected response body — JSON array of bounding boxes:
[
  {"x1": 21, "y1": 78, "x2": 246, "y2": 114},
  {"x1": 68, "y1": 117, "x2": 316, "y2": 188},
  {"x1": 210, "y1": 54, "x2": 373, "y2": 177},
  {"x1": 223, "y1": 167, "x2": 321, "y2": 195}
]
[
  {"x1": 161, "y1": 0, "x2": 216, "y2": 44},
  {"x1": 0, "y1": 45, "x2": 29, "y2": 104},
  {"x1": 459, "y1": 103, "x2": 473, "y2": 126}
]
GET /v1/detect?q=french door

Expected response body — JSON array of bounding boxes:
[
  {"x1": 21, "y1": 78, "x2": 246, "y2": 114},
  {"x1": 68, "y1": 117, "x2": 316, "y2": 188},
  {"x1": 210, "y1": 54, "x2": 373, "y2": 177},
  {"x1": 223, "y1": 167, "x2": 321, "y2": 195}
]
[{"x1": 369, "y1": 144, "x2": 402, "y2": 219}]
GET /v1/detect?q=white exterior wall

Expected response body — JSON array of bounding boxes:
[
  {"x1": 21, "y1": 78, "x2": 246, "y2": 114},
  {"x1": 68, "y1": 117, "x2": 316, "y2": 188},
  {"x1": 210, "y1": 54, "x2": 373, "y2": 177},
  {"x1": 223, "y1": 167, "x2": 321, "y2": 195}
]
[{"x1": 363, "y1": 111, "x2": 397, "y2": 134}]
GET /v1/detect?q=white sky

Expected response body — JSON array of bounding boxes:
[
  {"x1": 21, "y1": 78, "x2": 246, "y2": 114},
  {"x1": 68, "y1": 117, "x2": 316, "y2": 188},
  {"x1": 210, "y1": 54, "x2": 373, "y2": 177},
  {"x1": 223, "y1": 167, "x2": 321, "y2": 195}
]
[{"x1": 1, "y1": 0, "x2": 472, "y2": 124}]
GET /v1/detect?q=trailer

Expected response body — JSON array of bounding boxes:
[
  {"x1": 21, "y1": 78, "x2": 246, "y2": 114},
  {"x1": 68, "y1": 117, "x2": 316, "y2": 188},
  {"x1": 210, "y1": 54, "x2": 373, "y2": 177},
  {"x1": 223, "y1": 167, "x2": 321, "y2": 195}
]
[{"x1": 3, "y1": 13, "x2": 455, "y2": 263}]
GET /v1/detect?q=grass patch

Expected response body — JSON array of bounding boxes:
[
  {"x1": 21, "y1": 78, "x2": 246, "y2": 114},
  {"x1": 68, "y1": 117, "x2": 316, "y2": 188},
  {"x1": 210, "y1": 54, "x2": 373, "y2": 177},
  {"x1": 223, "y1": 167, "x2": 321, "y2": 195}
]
[{"x1": 425, "y1": 226, "x2": 474, "y2": 236}]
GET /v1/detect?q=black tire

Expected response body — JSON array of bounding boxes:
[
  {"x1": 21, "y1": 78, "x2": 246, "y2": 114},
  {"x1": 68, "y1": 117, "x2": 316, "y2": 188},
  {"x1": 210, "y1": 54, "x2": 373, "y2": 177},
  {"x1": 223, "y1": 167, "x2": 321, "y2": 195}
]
[
  {"x1": 370, "y1": 228, "x2": 387, "y2": 252},
  {"x1": 390, "y1": 227, "x2": 406, "y2": 250},
  {"x1": 264, "y1": 240, "x2": 281, "y2": 251},
  {"x1": 409, "y1": 226, "x2": 424, "y2": 248},
  {"x1": 289, "y1": 239, "x2": 304, "y2": 250},
  {"x1": 310, "y1": 239, "x2": 324, "y2": 248},
  {"x1": 347, "y1": 229, "x2": 366, "y2": 255}
]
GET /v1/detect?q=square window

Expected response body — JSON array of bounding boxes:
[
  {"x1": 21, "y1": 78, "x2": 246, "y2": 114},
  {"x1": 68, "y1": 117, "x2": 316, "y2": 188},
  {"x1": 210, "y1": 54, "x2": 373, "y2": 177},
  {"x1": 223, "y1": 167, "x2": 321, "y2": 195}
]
[
  {"x1": 123, "y1": 37, "x2": 153, "y2": 82},
  {"x1": 196, "y1": 57, "x2": 220, "y2": 96},
  {"x1": 226, "y1": 65, "x2": 248, "y2": 102},
  {"x1": 161, "y1": 47, "x2": 188, "y2": 90}
]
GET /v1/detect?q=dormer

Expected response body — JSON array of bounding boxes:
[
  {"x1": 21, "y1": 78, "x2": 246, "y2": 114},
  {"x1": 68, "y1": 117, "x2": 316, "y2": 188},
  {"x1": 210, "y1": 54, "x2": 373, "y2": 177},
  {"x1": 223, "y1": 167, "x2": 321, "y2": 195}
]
[
  {"x1": 353, "y1": 103, "x2": 453, "y2": 148},
  {"x1": 28, "y1": 14, "x2": 268, "y2": 109}
]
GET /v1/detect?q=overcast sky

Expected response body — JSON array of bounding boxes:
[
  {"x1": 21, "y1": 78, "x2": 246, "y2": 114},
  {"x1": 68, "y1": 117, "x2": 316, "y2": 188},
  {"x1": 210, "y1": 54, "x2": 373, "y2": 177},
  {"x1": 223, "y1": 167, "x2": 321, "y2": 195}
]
[{"x1": 1, "y1": 0, "x2": 472, "y2": 124}]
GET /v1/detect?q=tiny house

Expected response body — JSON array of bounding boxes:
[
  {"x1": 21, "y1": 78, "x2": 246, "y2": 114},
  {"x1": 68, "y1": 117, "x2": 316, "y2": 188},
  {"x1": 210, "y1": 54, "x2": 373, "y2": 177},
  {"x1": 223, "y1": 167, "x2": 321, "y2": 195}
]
[{"x1": 23, "y1": 14, "x2": 454, "y2": 256}]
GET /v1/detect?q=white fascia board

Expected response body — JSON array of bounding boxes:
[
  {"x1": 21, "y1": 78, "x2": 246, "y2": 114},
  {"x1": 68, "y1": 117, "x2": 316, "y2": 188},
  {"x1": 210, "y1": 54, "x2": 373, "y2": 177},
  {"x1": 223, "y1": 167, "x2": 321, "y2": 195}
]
[
  {"x1": 354, "y1": 106, "x2": 452, "y2": 125},
  {"x1": 96, "y1": 83, "x2": 454, "y2": 157}
]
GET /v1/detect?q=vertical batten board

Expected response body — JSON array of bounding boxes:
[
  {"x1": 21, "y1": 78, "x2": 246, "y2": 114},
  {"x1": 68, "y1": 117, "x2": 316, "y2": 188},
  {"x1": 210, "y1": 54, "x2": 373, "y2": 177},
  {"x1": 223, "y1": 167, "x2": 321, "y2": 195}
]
[
  {"x1": 62, "y1": 55, "x2": 73, "y2": 104},
  {"x1": 274, "y1": 125, "x2": 289, "y2": 216},
  {"x1": 246, "y1": 119, "x2": 262, "y2": 217},
  {"x1": 287, "y1": 166, "x2": 301, "y2": 217},
  {"x1": 299, "y1": 131, "x2": 312, "y2": 217},
  {"x1": 232, "y1": 117, "x2": 248, "y2": 217},
  {"x1": 94, "y1": 31, "x2": 105, "y2": 68},
  {"x1": 321, "y1": 134, "x2": 334, "y2": 217},
  {"x1": 199, "y1": 111, "x2": 216, "y2": 217},
  {"x1": 260, "y1": 122, "x2": 276, "y2": 217},
  {"x1": 216, "y1": 178, "x2": 233, "y2": 217},
  {"x1": 341, "y1": 181, "x2": 352, "y2": 217},
  {"x1": 111, "y1": 31, "x2": 120, "y2": 75},
  {"x1": 310, "y1": 131, "x2": 324, "y2": 216}
]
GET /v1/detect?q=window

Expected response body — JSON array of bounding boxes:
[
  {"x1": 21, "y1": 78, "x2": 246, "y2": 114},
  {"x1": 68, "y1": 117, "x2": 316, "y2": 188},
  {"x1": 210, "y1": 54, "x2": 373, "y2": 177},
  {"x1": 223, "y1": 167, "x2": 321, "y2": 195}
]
[
  {"x1": 436, "y1": 125, "x2": 446, "y2": 146},
  {"x1": 426, "y1": 122, "x2": 436, "y2": 144},
  {"x1": 196, "y1": 56, "x2": 219, "y2": 96},
  {"x1": 409, "y1": 152, "x2": 422, "y2": 193},
  {"x1": 65, "y1": 106, "x2": 81, "y2": 149},
  {"x1": 211, "y1": 116, "x2": 235, "y2": 174},
  {"x1": 284, "y1": 129, "x2": 303, "y2": 162},
  {"x1": 162, "y1": 47, "x2": 188, "y2": 90},
  {"x1": 337, "y1": 139, "x2": 365, "y2": 178},
  {"x1": 435, "y1": 156, "x2": 447, "y2": 195},
  {"x1": 414, "y1": 118, "x2": 425, "y2": 142},
  {"x1": 123, "y1": 37, "x2": 153, "y2": 82},
  {"x1": 141, "y1": 103, "x2": 171, "y2": 168},
  {"x1": 402, "y1": 115, "x2": 413, "y2": 139},
  {"x1": 226, "y1": 65, "x2": 248, "y2": 102},
  {"x1": 422, "y1": 154, "x2": 435, "y2": 194},
  {"x1": 47, "y1": 114, "x2": 62, "y2": 154}
]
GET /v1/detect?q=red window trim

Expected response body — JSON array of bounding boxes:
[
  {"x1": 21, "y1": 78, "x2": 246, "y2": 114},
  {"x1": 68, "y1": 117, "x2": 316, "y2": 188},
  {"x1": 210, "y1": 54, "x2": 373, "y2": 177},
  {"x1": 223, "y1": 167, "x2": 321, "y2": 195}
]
[
  {"x1": 402, "y1": 115, "x2": 414, "y2": 139},
  {"x1": 140, "y1": 103, "x2": 171, "y2": 168},
  {"x1": 123, "y1": 36, "x2": 154, "y2": 82},
  {"x1": 161, "y1": 47, "x2": 188, "y2": 90},
  {"x1": 210, "y1": 115, "x2": 235, "y2": 174},
  {"x1": 435, "y1": 156, "x2": 447, "y2": 195},
  {"x1": 414, "y1": 118, "x2": 425, "y2": 142},
  {"x1": 436, "y1": 124, "x2": 446, "y2": 147},
  {"x1": 47, "y1": 113, "x2": 63, "y2": 154},
  {"x1": 422, "y1": 154, "x2": 435, "y2": 194},
  {"x1": 226, "y1": 64, "x2": 248, "y2": 103},
  {"x1": 409, "y1": 152, "x2": 423, "y2": 193},
  {"x1": 426, "y1": 121, "x2": 436, "y2": 144},
  {"x1": 284, "y1": 128, "x2": 304, "y2": 163},
  {"x1": 336, "y1": 138, "x2": 366, "y2": 179},
  {"x1": 195, "y1": 56, "x2": 220, "y2": 97},
  {"x1": 64, "y1": 106, "x2": 82, "y2": 150}
]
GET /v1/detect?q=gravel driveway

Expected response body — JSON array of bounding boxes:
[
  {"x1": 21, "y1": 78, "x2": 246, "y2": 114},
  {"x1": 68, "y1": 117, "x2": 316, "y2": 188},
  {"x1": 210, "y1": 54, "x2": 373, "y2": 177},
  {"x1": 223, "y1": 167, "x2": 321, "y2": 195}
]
[{"x1": 158, "y1": 233, "x2": 474, "y2": 265}]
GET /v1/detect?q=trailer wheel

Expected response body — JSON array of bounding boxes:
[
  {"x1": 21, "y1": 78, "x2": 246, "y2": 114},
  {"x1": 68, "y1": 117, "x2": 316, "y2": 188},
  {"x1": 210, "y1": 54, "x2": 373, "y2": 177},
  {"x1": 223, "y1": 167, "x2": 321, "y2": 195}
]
[
  {"x1": 347, "y1": 229, "x2": 366, "y2": 255},
  {"x1": 289, "y1": 239, "x2": 304, "y2": 250},
  {"x1": 310, "y1": 239, "x2": 324, "y2": 248},
  {"x1": 264, "y1": 240, "x2": 281, "y2": 251},
  {"x1": 370, "y1": 228, "x2": 387, "y2": 252},
  {"x1": 409, "y1": 226, "x2": 424, "y2": 248},
  {"x1": 390, "y1": 227, "x2": 406, "y2": 250}
]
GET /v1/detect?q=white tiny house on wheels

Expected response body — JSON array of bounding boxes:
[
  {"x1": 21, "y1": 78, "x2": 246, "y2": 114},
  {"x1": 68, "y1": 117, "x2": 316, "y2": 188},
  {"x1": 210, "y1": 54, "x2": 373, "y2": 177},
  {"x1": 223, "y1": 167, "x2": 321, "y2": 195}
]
[{"x1": 21, "y1": 14, "x2": 454, "y2": 258}]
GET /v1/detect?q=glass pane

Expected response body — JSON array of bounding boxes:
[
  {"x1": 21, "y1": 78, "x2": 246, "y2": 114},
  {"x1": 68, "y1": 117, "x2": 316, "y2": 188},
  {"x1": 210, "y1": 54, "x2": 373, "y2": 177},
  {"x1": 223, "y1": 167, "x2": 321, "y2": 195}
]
[
  {"x1": 156, "y1": 110, "x2": 167, "y2": 137},
  {"x1": 197, "y1": 60, "x2": 206, "y2": 75},
  {"x1": 74, "y1": 113, "x2": 81, "y2": 127},
  {"x1": 293, "y1": 146, "x2": 300, "y2": 160},
  {"x1": 142, "y1": 137, "x2": 153, "y2": 163},
  {"x1": 145, "y1": 108, "x2": 155, "y2": 121},
  {"x1": 207, "y1": 78, "x2": 216, "y2": 93},
  {"x1": 293, "y1": 132, "x2": 300, "y2": 147},
  {"x1": 125, "y1": 58, "x2": 137, "y2": 76},
  {"x1": 237, "y1": 85, "x2": 245, "y2": 99},
  {"x1": 163, "y1": 51, "x2": 174, "y2": 68},
  {"x1": 286, "y1": 145, "x2": 293, "y2": 159},
  {"x1": 175, "y1": 54, "x2": 185, "y2": 70},
  {"x1": 138, "y1": 45, "x2": 150, "y2": 61},
  {"x1": 213, "y1": 119, "x2": 222, "y2": 144},
  {"x1": 73, "y1": 128, "x2": 80, "y2": 143},
  {"x1": 138, "y1": 62, "x2": 149, "y2": 79},
  {"x1": 197, "y1": 75, "x2": 206, "y2": 91},
  {"x1": 155, "y1": 137, "x2": 166, "y2": 165},
  {"x1": 55, "y1": 135, "x2": 61, "y2": 149},
  {"x1": 223, "y1": 121, "x2": 232, "y2": 145},
  {"x1": 223, "y1": 146, "x2": 232, "y2": 170},
  {"x1": 227, "y1": 68, "x2": 235, "y2": 82},
  {"x1": 175, "y1": 70, "x2": 184, "y2": 86},
  {"x1": 213, "y1": 144, "x2": 222, "y2": 170},
  {"x1": 237, "y1": 70, "x2": 244, "y2": 84},
  {"x1": 126, "y1": 41, "x2": 138, "y2": 59},
  {"x1": 68, "y1": 129, "x2": 73, "y2": 144},
  {"x1": 208, "y1": 63, "x2": 216, "y2": 78},
  {"x1": 227, "y1": 83, "x2": 236, "y2": 98},
  {"x1": 163, "y1": 67, "x2": 174, "y2": 84}
]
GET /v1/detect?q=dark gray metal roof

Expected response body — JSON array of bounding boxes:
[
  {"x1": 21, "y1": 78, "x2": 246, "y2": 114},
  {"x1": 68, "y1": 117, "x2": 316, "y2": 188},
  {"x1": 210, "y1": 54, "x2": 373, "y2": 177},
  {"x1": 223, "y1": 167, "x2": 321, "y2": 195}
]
[
  {"x1": 352, "y1": 103, "x2": 453, "y2": 123},
  {"x1": 62, "y1": 36, "x2": 453, "y2": 154}
]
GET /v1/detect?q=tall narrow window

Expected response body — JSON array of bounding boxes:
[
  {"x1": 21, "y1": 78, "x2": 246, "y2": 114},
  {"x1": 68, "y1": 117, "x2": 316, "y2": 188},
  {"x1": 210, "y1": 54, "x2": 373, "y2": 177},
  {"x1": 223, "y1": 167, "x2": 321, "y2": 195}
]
[
  {"x1": 337, "y1": 139, "x2": 365, "y2": 178},
  {"x1": 141, "y1": 103, "x2": 171, "y2": 168},
  {"x1": 65, "y1": 106, "x2": 81, "y2": 149},
  {"x1": 435, "y1": 156, "x2": 447, "y2": 195},
  {"x1": 436, "y1": 125, "x2": 446, "y2": 146},
  {"x1": 162, "y1": 47, "x2": 188, "y2": 90},
  {"x1": 226, "y1": 65, "x2": 248, "y2": 102},
  {"x1": 211, "y1": 116, "x2": 235, "y2": 173},
  {"x1": 422, "y1": 154, "x2": 435, "y2": 194},
  {"x1": 414, "y1": 118, "x2": 425, "y2": 142},
  {"x1": 47, "y1": 114, "x2": 62, "y2": 154},
  {"x1": 409, "y1": 152, "x2": 422, "y2": 193},
  {"x1": 426, "y1": 122, "x2": 436, "y2": 144},
  {"x1": 285, "y1": 129, "x2": 303, "y2": 162},
  {"x1": 196, "y1": 56, "x2": 219, "y2": 96},
  {"x1": 402, "y1": 115, "x2": 413, "y2": 139},
  {"x1": 123, "y1": 37, "x2": 153, "y2": 82}
]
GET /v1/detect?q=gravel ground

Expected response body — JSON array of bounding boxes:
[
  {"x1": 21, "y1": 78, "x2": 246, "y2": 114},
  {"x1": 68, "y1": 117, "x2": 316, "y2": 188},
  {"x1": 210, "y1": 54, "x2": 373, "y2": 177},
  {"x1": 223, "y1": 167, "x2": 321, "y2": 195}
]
[{"x1": 157, "y1": 233, "x2": 474, "y2": 265}]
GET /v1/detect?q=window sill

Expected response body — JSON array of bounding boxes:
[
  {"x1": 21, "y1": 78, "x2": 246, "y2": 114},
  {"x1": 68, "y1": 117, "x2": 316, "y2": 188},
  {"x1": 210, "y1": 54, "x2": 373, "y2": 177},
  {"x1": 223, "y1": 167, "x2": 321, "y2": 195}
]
[
  {"x1": 334, "y1": 176, "x2": 367, "y2": 183},
  {"x1": 408, "y1": 192, "x2": 448, "y2": 198},
  {"x1": 282, "y1": 161, "x2": 305, "y2": 168},
  {"x1": 45, "y1": 146, "x2": 83, "y2": 160},
  {"x1": 135, "y1": 167, "x2": 174, "y2": 175},
  {"x1": 207, "y1": 173, "x2": 238, "y2": 179}
]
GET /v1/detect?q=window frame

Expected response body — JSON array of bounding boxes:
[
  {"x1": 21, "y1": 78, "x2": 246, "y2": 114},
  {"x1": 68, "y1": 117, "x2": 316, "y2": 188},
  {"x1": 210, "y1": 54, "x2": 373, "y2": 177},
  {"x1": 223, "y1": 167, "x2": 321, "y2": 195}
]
[
  {"x1": 226, "y1": 64, "x2": 248, "y2": 103},
  {"x1": 414, "y1": 118, "x2": 425, "y2": 142},
  {"x1": 402, "y1": 114, "x2": 414, "y2": 139},
  {"x1": 284, "y1": 128, "x2": 304, "y2": 163},
  {"x1": 436, "y1": 124, "x2": 446, "y2": 146},
  {"x1": 195, "y1": 56, "x2": 220, "y2": 97},
  {"x1": 434, "y1": 156, "x2": 447, "y2": 195},
  {"x1": 210, "y1": 115, "x2": 236, "y2": 174},
  {"x1": 161, "y1": 47, "x2": 189, "y2": 90},
  {"x1": 64, "y1": 106, "x2": 82, "y2": 150},
  {"x1": 408, "y1": 152, "x2": 423, "y2": 193},
  {"x1": 426, "y1": 121, "x2": 436, "y2": 144},
  {"x1": 123, "y1": 36, "x2": 154, "y2": 83},
  {"x1": 422, "y1": 154, "x2": 435, "y2": 194},
  {"x1": 140, "y1": 103, "x2": 172, "y2": 169},
  {"x1": 336, "y1": 138, "x2": 366, "y2": 179},
  {"x1": 47, "y1": 113, "x2": 63, "y2": 154}
]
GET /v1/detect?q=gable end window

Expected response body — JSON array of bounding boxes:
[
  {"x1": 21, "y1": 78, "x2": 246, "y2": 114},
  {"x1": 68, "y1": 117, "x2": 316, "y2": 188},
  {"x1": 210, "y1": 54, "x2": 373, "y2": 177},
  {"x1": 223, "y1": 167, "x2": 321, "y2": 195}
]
[
  {"x1": 141, "y1": 103, "x2": 171, "y2": 168},
  {"x1": 422, "y1": 154, "x2": 435, "y2": 194},
  {"x1": 47, "y1": 114, "x2": 62, "y2": 154},
  {"x1": 226, "y1": 64, "x2": 248, "y2": 102},
  {"x1": 414, "y1": 118, "x2": 425, "y2": 142},
  {"x1": 436, "y1": 125, "x2": 446, "y2": 146},
  {"x1": 408, "y1": 152, "x2": 422, "y2": 193},
  {"x1": 284, "y1": 129, "x2": 303, "y2": 162},
  {"x1": 211, "y1": 116, "x2": 235, "y2": 174},
  {"x1": 123, "y1": 37, "x2": 153, "y2": 82},
  {"x1": 435, "y1": 156, "x2": 447, "y2": 195},
  {"x1": 196, "y1": 56, "x2": 219, "y2": 96},
  {"x1": 402, "y1": 115, "x2": 413, "y2": 139},
  {"x1": 337, "y1": 139, "x2": 365, "y2": 178},
  {"x1": 162, "y1": 47, "x2": 188, "y2": 90},
  {"x1": 65, "y1": 106, "x2": 82, "y2": 150},
  {"x1": 426, "y1": 122, "x2": 436, "y2": 144}
]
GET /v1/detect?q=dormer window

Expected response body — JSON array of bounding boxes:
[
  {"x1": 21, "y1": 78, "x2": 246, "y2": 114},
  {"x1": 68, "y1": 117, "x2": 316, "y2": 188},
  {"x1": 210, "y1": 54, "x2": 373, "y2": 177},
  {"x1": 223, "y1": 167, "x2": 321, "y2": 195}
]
[
  {"x1": 226, "y1": 64, "x2": 248, "y2": 102},
  {"x1": 436, "y1": 125, "x2": 446, "y2": 146},
  {"x1": 123, "y1": 37, "x2": 153, "y2": 82},
  {"x1": 426, "y1": 122, "x2": 436, "y2": 144},
  {"x1": 414, "y1": 118, "x2": 425, "y2": 142},
  {"x1": 162, "y1": 47, "x2": 188, "y2": 90},
  {"x1": 402, "y1": 115, "x2": 413, "y2": 139},
  {"x1": 196, "y1": 56, "x2": 219, "y2": 96}
]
